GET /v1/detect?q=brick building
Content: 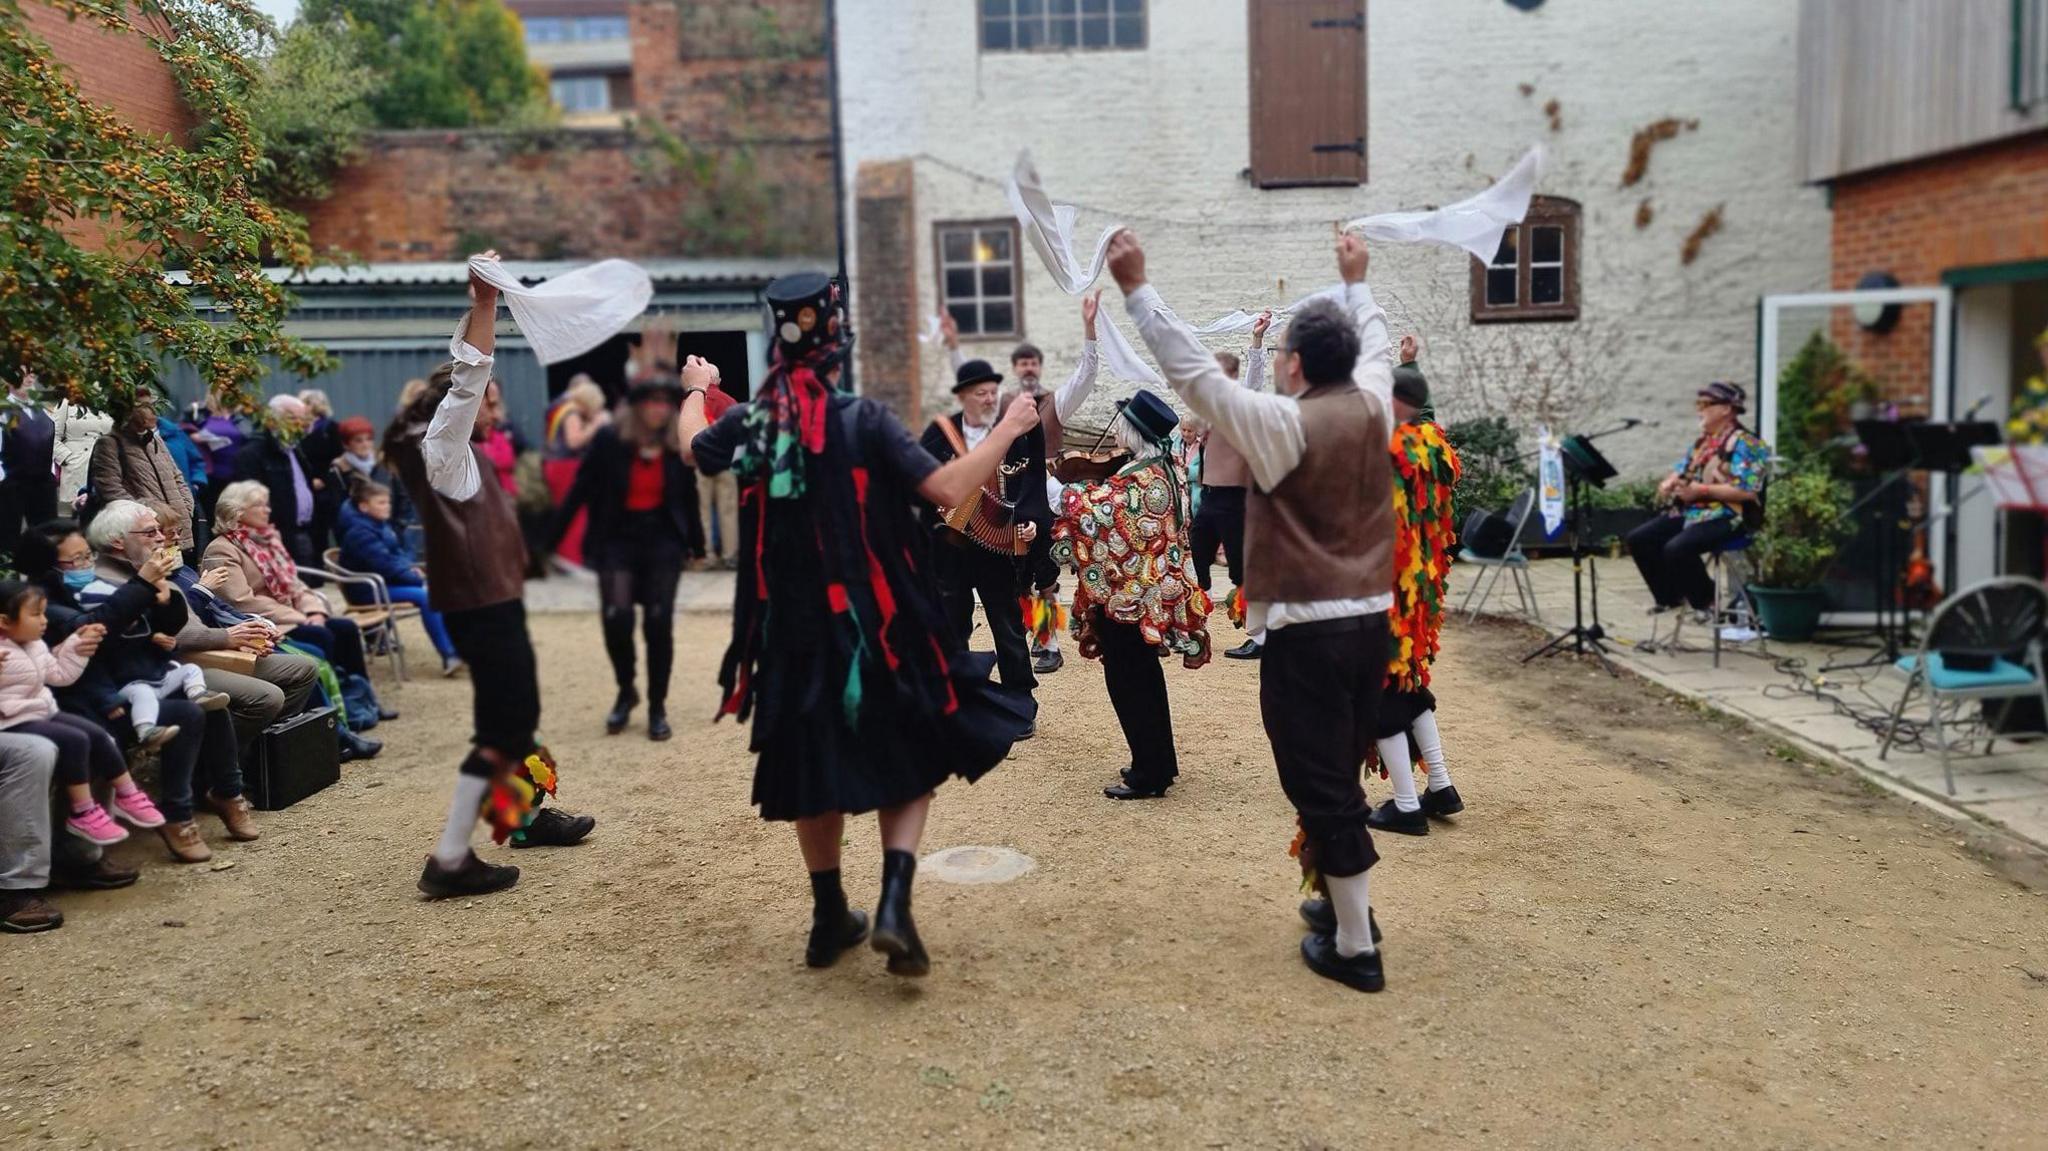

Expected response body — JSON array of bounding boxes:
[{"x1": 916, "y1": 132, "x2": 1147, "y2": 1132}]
[
  {"x1": 22, "y1": 2, "x2": 191, "y2": 145},
  {"x1": 1791, "y1": 0, "x2": 2048, "y2": 587}
]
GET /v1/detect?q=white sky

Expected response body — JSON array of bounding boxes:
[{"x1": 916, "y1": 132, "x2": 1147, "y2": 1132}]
[{"x1": 254, "y1": 0, "x2": 299, "y2": 27}]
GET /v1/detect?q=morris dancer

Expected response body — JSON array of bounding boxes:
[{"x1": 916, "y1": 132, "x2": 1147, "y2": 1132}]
[
  {"x1": 686, "y1": 272, "x2": 1038, "y2": 976},
  {"x1": 941, "y1": 303, "x2": 1103, "y2": 675},
  {"x1": 1111, "y1": 229, "x2": 1398, "y2": 993},
  {"x1": 1051, "y1": 391, "x2": 1211, "y2": 800},
  {"x1": 389, "y1": 255, "x2": 596, "y2": 900},
  {"x1": 1190, "y1": 311, "x2": 1272, "y2": 661}
]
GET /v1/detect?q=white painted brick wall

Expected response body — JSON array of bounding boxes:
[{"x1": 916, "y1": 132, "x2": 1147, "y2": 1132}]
[{"x1": 839, "y1": 0, "x2": 1832, "y2": 476}]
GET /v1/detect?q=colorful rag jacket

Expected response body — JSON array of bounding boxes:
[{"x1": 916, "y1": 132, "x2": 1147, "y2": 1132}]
[
  {"x1": 1388, "y1": 420, "x2": 1462, "y2": 691},
  {"x1": 1051, "y1": 450, "x2": 1212, "y2": 668}
]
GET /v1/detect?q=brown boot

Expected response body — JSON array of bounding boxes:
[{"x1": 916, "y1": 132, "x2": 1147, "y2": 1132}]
[
  {"x1": 203, "y1": 793, "x2": 260, "y2": 842},
  {"x1": 159, "y1": 820, "x2": 213, "y2": 863},
  {"x1": 0, "y1": 890, "x2": 63, "y2": 934}
]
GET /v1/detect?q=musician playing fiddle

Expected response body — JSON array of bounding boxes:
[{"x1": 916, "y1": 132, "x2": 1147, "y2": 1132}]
[
  {"x1": 921, "y1": 359, "x2": 1051, "y2": 716},
  {"x1": 941, "y1": 295, "x2": 1104, "y2": 676},
  {"x1": 1625, "y1": 380, "x2": 1768, "y2": 623}
]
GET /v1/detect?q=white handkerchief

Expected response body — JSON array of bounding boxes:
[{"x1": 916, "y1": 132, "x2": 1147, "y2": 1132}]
[
  {"x1": 466, "y1": 257, "x2": 654, "y2": 366},
  {"x1": 1344, "y1": 145, "x2": 1545, "y2": 264},
  {"x1": 918, "y1": 313, "x2": 945, "y2": 344},
  {"x1": 1095, "y1": 311, "x2": 1165, "y2": 387},
  {"x1": 1007, "y1": 150, "x2": 1121, "y2": 297}
]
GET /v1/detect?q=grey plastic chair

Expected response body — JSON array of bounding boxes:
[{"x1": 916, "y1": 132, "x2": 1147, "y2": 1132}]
[
  {"x1": 1457, "y1": 489, "x2": 1542, "y2": 624},
  {"x1": 1879, "y1": 577, "x2": 2048, "y2": 795}
]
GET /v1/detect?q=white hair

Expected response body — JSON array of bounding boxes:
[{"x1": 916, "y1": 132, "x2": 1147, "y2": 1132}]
[
  {"x1": 268, "y1": 394, "x2": 308, "y2": 418},
  {"x1": 297, "y1": 388, "x2": 332, "y2": 416},
  {"x1": 85, "y1": 500, "x2": 152, "y2": 554},
  {"x1": 212, "y1": 479, "x2": 273, "y2": 530},
  {"x1": 1113, "y1": 413, "x2": 1166, "y2": 462}
]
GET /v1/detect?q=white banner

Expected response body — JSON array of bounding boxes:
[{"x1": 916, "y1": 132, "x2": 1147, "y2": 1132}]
[{"x1": 1537, "y1": 424, "x2": 1566, "y2": 538}]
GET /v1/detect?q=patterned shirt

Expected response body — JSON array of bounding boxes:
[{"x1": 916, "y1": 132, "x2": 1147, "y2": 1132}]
[{"x1": 1673, "y1": 426, "x2": 1768, "y2": 525}]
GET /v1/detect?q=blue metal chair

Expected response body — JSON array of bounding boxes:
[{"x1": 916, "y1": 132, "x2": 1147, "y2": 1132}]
[
  {"x1": 1458, "y1": 489, "x2": 1542, "y2": 624},
  {"x1": 1880, "y1": 577, "x2": 2048, "y2": 795}
]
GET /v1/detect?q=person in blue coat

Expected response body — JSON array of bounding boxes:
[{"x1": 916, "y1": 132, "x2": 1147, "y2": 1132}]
[{"x1": 335, "y1": 481, "x2": 459, "y2": 675}]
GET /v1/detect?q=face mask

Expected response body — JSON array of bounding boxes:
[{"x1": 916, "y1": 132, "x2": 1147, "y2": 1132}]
[{"x1": 62, "y1": 569, "x2": 94, "y2": 591}]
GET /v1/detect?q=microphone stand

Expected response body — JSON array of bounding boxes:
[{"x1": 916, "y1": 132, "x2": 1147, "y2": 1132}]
[{"x1": 1520, "y1": 421, "x2": 1638, "y2": 676}]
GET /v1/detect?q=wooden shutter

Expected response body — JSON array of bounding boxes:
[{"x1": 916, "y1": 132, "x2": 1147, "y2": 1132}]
[{"x1": 1249, "y1": 0, "x2": 1367, "y2": 187}]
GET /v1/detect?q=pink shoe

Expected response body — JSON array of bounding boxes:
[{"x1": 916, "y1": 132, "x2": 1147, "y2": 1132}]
[
  {"x1": 66, "y1": 804, "x2": 129, "y2": 846},
  {"x1": 109, "y1": 788, "x2": 166, "y2": 830}
]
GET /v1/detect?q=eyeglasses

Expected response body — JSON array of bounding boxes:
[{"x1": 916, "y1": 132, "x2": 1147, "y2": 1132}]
[
  {"x1": 1695, "y1": 399, "x2": 1728, "y2": 410},
  {"x1": 129, "y1": 524, "x2": 167, "y2": 539},
  {"x1": 56, "y1": 554, "x2": 92, "y2": 571}
]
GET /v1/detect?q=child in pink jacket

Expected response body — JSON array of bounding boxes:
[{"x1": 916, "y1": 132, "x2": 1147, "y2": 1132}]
[{"x1": 0, "y1": 580, "x2": 165, "y2": 845}]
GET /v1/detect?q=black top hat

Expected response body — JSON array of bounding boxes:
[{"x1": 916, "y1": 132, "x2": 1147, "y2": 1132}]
[
  {"x1": 765, "y1": 271, "x2": 844, "y2": 360},
  {"x1": 1392, "y1": 364, "x2": 1429, "y2": 410},
  {"x1": 954, "y1": 359, "x2": 1003, "y2": 393},
  {"x1": 1116, "y1": 389, "x2": 1180, "y2": 444}
]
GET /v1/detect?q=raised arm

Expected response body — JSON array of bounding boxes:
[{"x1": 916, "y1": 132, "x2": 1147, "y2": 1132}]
[
  {"x1": 421, "y1": 257, "x2": 501, "y2": 502},
  {"x1": 1052, "y1": 290, "x2": 1104, "y2": 424},
  {"x1": 675, "y1": 355, "x2": 716, "y2": 467},
  {"x1": 940, "y1": 312, "x2": 968, "y2": 373},
  {"x1": 1338, "y1": 234, "x2": 1394, "y2": 417},
  {"x1": 1244, "y1": 310, "x2": 1271, "y2": 392},
  {"x1": 1106, "y1": 231, "x2": 1305, "y2": 492}
]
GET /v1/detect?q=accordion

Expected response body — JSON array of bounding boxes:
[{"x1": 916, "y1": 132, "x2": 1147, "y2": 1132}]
[{"x1": 939, "y1": 482, "x2": 1029, "y2": 555}]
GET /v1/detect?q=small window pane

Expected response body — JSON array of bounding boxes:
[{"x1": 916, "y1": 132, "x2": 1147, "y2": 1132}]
[
  {"x1": 946, "y1": 268, "x2": 978, "y2": 299},
  {"x1": 1486, "y1": 268, "x2": 1518, "y2": 306},
  {"x1": 1018, "y1": 0, "x2": 1043, "y2": 15},
  {"x1": 1017, "y1": 17, "x2": 1043, "y2": 49},
  {"x1": 1531, "y1": 266, "x2": 1563, "y2": 304},
  {"x1": 1052, "y1": 0, "x2": 1077, "y2": 12},
  {"x1": 949, "y1": 303, "x2": 980, "y2": 336},
  {"x1": 982, "y1": 17, "x2": 1012, "y2": 50},
  {"x1": 1113, "y1": 14, "x2": 1142, "y2": 44},
  {"x1": 1050, "y1": 14, "x2": 1078, "y2": 45},
  {"x1": 941, "y1": 230, "x2": 973, "y2": 263},
  {"x1": 983, "y1": 302, "x2": 1016, "y2": 333},
  {"x1": 983, "y1": 229, "x2": 1012, "y2": 261},
  {"x1": 1081, "y1": 15, "x2": 1109, "y2": 45},
  {"x1": 980, "y1": 266, "x2": 1013, "y2": 297},
  {"x1": 1113, "y1": 0, "x2": 1142, "y2": 11},
  {"x1": 1531, "y1": 226, "x2": 1563, "y2": 264},
  {"x1": 983, "y1": 0, "x2": 1011, "y2": 14},
  {"x1": 1491, "y1": 229, "x2": 1517, "y2": 267},
  {"x1": 1082, "y1": 0, "x2": 1108, "y2": 11}
]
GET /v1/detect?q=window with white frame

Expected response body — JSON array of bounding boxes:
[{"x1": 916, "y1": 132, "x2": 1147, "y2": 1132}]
[
  {"x1": 935, "y1": 221, "x2": 1021, "y2": 338},
  {"x1": 550, "y1": 74, "x2": 612, "y2": 114},
  {"x1": 981, "y1": 0, "x2": 1146, "y2": 53},
  {"x1": 524, "y1": 14, "x2": 629, "y2": 44}
]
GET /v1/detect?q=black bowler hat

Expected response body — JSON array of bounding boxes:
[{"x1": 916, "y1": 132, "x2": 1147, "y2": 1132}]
[
  {"x1": 954, "y1": 359, "x2": 1003, "y2": 393},
  {"x1": 1116, "y1": 389, "x2": 1179, "y2": 444},
  {"x1": 1392, "y1": 364, "x2": 1429, "y2": 409}
]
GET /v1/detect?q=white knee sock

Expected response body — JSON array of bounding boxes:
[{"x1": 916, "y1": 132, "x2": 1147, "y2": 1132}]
[
  {"x1": 1325, "y1": 870, "x2": 1376, "y2": 957},
  {"x1": 1412, "y1": 709, "x2": 1454, "y2": 792},
  {"x1": 1378, "y1": 735, "x2": 1421, "y2": 812},
  {"x1": 433, "y1": 776, "x2": 491, "y2": 867},
  {"x1": 1249, "y1": 627, "x2": 1266, "y2": 647}
]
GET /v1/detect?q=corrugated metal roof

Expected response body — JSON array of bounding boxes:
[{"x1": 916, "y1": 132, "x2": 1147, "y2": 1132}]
[{"x1": 165, "y1": 257, "x2": 829, "y2": 289}]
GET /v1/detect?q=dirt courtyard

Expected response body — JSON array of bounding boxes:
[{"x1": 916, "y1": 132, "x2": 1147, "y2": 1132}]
[{"x1": 4, "y1": 610, "x2": 2046, "y2": 1149}]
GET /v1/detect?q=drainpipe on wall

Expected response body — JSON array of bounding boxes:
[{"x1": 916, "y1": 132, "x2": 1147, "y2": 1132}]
[{"x1": 826, "y1": 0, "x2": 854, "y2": 392}]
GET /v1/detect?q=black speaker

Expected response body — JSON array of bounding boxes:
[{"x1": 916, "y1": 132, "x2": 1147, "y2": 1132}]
[
  {"x1": 1460, "y1": 509, "x2": 1515, "y2": 559},
  {"x1": 248, "y1": 705, "x2": 340, "y2": 811}
]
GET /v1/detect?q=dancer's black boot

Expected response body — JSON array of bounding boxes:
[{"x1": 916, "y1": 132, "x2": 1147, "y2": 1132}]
[
  {"x1": 871, "y1": 848, "x2": 929, "y2": 976},
  {"x1": 604, "y1": 687, "x2": 638, "y2": 735},
  {"x1": 805, "y1": 868, "x2": 868, "y2": 968}
]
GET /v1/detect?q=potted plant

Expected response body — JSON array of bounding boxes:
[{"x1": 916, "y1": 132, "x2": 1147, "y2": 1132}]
[{"x1": 1745, "y1": 461, "x2": 1851, "y2": 642}]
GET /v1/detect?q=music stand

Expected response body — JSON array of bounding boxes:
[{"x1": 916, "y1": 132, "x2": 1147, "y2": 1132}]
[
  {"x1": 1523, "y1": 433, "x2": 1620, "y2": 673},
  {"x1": 1818, "y1": 420, "x2": 1920, "y2": 671}
]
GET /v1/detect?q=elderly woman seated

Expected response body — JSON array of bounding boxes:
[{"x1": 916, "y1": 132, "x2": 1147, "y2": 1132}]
[{"x1": 204, "y1": 480, "x2": 384, "y2": 711}]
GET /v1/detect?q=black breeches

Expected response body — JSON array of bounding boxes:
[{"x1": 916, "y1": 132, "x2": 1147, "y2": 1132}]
[{"x1": 1190, "y1": 485, "x2": 1246, "y2": 593}]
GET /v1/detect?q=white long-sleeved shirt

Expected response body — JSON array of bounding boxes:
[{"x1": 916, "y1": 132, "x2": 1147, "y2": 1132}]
[
  {"x1": 422, "y1": 318, "x2": 496, "y2": 502},
  {"x1": 1124, "y1": 281, "x2": 1396, "y2": 631}
]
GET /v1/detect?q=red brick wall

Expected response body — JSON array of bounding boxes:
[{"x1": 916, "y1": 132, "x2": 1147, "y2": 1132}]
[
  {"x1": 301, "y1": 129, "x2": 829, "y2": 262},
  {"x1": 23, "y1": 2, "x2": 193, "y2": 143},
  {"x1": 855, "y1": 160, "x2": 919, "y2": 426},
  {"x1": 305, "y1": 0, "x2": 834, "y2": 263},
  {"x1": 1829, "y1": 131, "x2": 2048, "y2": 409}
]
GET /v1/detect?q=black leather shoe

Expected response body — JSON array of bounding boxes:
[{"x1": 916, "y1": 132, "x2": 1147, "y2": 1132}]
[
  {"x1": 1421, "y1": 785, "x2": 1464, "y2": 818},
  {"x1": 648, "y1": 710, "x2": 673, "y2": 742},
  {"x1": 807, "y1": 907, "x2": 870, "y2": 968},
  {"x1": 1300, "y1": 931, "x2": 1385, "y2": 992},
  {"x1": 51, "y1": 856, "x2": 141, "y2": 891},
  {"x1": 1104, "y1": 777, "x2": 1172, "y2": 800},
  {"x1": 417, "y1": 852, "x2": 519, "y2": 899},
  {"x1": 1033, "y1": 649, "x2": 1064, "y2": 674},
  {"x1": 1223, "y1": 640, "x2": 1263, "y2": 660},
  {"x1": 1366, "y1": 799, "x2": 1429, "y2": 836},
  {"x1": 337, "y1": 729, "x2": 383, "y2": 762},
  {"x1": 604, "y1": 688, "x2": 639, "y2": 735},
  {"x1": 872, "y1": 849, "x2": 929, "y2": 977},
  {"x1": 1297, "y1": 899, "x2": 1381, "y2": 943},
  {"x1": 509, "y1": 807, "x2": 595, "y2": 849}
]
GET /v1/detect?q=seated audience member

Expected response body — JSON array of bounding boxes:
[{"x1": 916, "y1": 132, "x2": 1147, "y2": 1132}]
[
  {"x1": 0, "y1": 732, "x2": 63, "y2": 932},
  {"x1": 128, "y1": 500, "x2": 353, "y2": 762},
  {"x1": 336, "y1": 481, "x2": 461, "y2": 676},
  {"x1": 47, "y1": 506, "x2": 255, "y2": 860},
  {"x1": 330, "y1": 416, "x2": 412, "y2": 527},
  {"x1": 0, "y1": 582, "x2": 163, "y2": 847},
  {"x1": 205, "y1": 480, "x2": 378, "y2": 692},
  {"x1": 1625, "y1": 381, "x2": 1768, "y2": 621}
]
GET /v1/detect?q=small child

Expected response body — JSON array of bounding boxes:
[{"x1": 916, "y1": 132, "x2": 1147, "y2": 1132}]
[
  {"x1": 0, "y1": 580, "x2": 167, "y2": 845},
  {"x1": 337, "y1": 479, "x2": 462, "y2": 675},
  {"x1": 114, "y1": 603, "x2": 231, "y2": 747}
]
